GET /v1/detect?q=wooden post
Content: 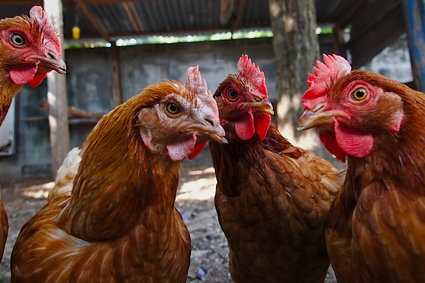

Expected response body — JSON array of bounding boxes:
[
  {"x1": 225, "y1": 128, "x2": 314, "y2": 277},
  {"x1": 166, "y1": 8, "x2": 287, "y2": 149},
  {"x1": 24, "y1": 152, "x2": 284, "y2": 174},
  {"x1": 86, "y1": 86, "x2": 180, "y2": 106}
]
[
  {"x1": 268, "y1": 0, "x2": 323, "y2": 153},
  {"x1": 44, "y1": 0, "x2": 70, "y2": 178},
  {"x1": 402, "y1": 0, "x2": 425, "y2": 91},
  {"x1": 111, "y1": 42, "x2": 122, "y2": 107}
]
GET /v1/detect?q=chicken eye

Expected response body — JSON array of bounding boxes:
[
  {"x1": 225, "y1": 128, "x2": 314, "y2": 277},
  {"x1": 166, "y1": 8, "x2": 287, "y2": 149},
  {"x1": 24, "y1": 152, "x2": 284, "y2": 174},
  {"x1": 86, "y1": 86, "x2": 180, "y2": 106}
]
[
  {"x1": 228, "y1": 89, "x2": 238, "y2": 101},
  {"x1": 351, "y1": 88, "x2": 368, "y2": 101},
  {"x1": 166, "y1": 102, "x2": 181, "y2": 115},
  {"x1": 10, "y1": 33, "x2": 26, "y2": 47}
]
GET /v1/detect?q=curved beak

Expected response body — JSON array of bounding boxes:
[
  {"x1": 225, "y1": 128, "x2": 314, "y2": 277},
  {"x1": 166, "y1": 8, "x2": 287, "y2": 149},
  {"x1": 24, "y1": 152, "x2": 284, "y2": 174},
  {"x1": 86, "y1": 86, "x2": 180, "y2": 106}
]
[
  {"x1": 298, "y1": 109, "x2": 349, "y2": 131},
  {"x1": 190, "y1": 120, "x2": 228, "y2": 144},
  {"x1": 33, "y1": 55, "x2": 66, "y2": 74},
  {"x1": 243, "y1": 99, "x2": 274, "y2": 115}
]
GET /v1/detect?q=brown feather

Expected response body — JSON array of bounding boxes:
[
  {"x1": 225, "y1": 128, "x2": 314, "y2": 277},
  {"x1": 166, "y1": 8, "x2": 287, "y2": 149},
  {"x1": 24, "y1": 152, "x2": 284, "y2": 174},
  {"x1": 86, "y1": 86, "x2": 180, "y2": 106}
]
[
  {"x1": 210, "y1": 123, "x2": 342, "y2": 283},
  {"x1": 324, "y1": 70, "x2": 425, "y2": 282},
  {"x1": 11, "y1": 81, "x2": 195, "y2": 282}
]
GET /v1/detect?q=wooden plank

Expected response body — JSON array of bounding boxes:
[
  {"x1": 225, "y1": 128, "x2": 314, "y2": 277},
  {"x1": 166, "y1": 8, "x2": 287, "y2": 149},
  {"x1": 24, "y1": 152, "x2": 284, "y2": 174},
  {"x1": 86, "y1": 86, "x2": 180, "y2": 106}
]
[
  {"x1": 121, "y1": 2, "x2": 144, "y2": 32},
  {"x1": 44, "y1": 0, "x2": 70, "y2": 178},
  {"x1": 348, "y1": 1, "x2": 404, "y2": 68},
  {"x1": 220, "y1": 0, "x2": 234, "y2": 26},
  {"x1": 111, "y1": 43, "x2": 122, "y2": 107},
  {"x1": 350, "y1": 0, "x2": 401, "y2": 43},
  {"x1": 402, "y1": 0, "x2": 425, "y2": 91},
  {"x1": 335, "y1": 0, "x2": 370, "y2": 29},
  {"x1": 333, "y1": 27, "x2": 346, "y2": 57},
  {"x1": 231, "y1": 0, "x2": 245, "y2": 30},
  {"x1": 74, "y1": 0, "x2": 112, "y2": 42},
  {"x1": 71, "y1": 24, "x2": 271, "y2": 39}
]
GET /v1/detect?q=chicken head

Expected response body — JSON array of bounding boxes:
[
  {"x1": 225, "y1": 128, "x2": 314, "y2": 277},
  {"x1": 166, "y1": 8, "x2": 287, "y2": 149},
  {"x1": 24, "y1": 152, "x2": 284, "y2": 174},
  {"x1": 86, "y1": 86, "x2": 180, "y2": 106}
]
[
  {"x1": 214, "y1": 54, "x2": 274, "y2": 141},
  {"x1": 299, "y1": 54, "x2": 404, "y2": 161},
  {"x1": 137, "y1": 66, "x2": 226, "y2": 161},
  {"x1": 0, "y1": 6, "x2": 66, "y2": 88}
]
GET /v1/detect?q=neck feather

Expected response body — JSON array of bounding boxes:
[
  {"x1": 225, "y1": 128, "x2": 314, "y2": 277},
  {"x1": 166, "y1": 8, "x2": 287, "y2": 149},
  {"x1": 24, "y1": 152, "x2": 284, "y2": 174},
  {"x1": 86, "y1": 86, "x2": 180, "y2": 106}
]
[
  {"x1": 57, "y1": 103, "x2": 181, "y2": 241},
  {"x1": 210, "y1": 123, "x2": 296, "y2": 196},
  {"x1": 0, "y1": 70, "x2": 22, "y2": 125}
]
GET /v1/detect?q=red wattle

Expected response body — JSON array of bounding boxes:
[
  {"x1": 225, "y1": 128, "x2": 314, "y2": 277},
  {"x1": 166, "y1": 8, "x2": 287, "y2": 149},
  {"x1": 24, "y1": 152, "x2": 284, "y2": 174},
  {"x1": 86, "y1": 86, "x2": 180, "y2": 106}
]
[
  {"x1": 188, "y1": 141, "x2": 207, "y2": 160},
  {"x1": 319, "y1": 132, "x2": 346, "y2": 162},
  {"x1": 166, "y1": 133, "x2": 197, "y2": 161},
  {"x1": 9, "y1": 64, "x2": 38, "y2": 85},
  {"x1": 29, "y1": 73, "x2": 47, "y2": 88},
  {"x1": 235, "y1": 110, "x2": 255, "y2": 140},
  {"x1": 255, "y1": 114, "x2": 271, "y2": 140},
  {"x1": 334, "y1": 121, "x2": 373, "y2": 159}
]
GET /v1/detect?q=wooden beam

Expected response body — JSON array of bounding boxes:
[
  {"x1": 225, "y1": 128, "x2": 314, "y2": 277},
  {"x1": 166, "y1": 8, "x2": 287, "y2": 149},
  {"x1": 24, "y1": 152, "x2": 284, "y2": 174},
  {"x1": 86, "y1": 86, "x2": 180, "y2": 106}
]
[
  {"x1": 74, "y1": 0, "x2": 112, "y2": 42},
  {"x1": 121, "y1": 2, "x2": 144, "y2": 32},
  {"x1": 220, "y1": 0, "x2": 234, "y2": 26},
  {"x1": 0, "y1": 0, "x2": 42, "y2": 5},
  {"x1": 44, "y1": 0, "x2": 70, "y2": 178},
  {"x1": 111, "y1": 42, "x2": 122, "y2": 107},
  {"x1": 403, "y1": 0, "x2": 425, "y2": 91},
  {"x1": 0, "y1": 0, "x2": 167, "y2": 4},
  {"x1": 347, "y1": 0, "x2": 401, "y2": 45},
  {"x1": 348, "y1": 2, "x2": 404, "y2": 68},
  {"x1": 333, "y1": 27, "x2": 346, "y2": 57},
  {"x1": 69, "y1": 24, "x2": 272, "y2": 40},
  {"x1": 335, "y1": 0, "x2": 370, "y2": 29},
  {"x1": 231, "y1": 0, "x2": 245, "y2": 30}
]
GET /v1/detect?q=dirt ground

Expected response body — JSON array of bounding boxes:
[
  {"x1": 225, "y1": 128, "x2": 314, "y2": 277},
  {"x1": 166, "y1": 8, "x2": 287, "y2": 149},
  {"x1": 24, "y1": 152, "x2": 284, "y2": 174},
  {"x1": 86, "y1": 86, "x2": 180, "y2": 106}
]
[{"x1": 0, "y1": 149, "x2": 336, "y2": 282}]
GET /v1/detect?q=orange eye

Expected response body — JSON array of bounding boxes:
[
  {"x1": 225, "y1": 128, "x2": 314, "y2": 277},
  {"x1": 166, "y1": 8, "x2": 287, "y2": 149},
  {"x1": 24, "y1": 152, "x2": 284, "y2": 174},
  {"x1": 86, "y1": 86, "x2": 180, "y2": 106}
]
[
  {"x1": 351, "y1": 88, "x2": 368, "y2": 101},
  {"x1": 165, "y1": 102, "x2": 181, "y2": 115}
]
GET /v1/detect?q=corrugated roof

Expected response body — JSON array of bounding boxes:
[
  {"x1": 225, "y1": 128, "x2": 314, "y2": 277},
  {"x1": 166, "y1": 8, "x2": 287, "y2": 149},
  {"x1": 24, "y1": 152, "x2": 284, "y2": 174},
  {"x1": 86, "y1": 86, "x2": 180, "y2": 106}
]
[
  {"x1": 0, "y1": 0, "x2": 362, "y2": 40},
  {"x1": 0, "y1": 0, "x2": 404, "y2": 66}
]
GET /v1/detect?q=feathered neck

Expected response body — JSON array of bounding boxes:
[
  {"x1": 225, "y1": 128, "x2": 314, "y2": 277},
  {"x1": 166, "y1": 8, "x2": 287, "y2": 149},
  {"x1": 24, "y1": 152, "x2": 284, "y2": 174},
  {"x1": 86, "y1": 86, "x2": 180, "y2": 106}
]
[
  {"x1": 0, "y1": 69, "x2": 22, "y2": 125},
  {"x1": 57, "y1": 97, "x2": 181, "y2": 241},
  {"x1": 341, "y1": 88, "x2": 425, "y2": 212},
  {"x1": 210, "y1": 123, "x2": 296, "y2": 196}
]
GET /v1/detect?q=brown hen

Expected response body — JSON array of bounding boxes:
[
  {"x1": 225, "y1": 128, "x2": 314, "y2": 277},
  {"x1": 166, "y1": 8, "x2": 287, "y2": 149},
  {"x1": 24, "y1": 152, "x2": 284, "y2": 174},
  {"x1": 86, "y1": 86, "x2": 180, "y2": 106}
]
[
  {"x1": 0, "y1": 6, "x2": 65, "y2": 261},
  {"x1": 299, "y1": 54, "x2": 425, "y2": 283},
  {"x1": 209, "y1": 55, "x2": 341, "y2": 283},
  {"x1": 11, "y1": 67, "x2": 226, "y2": 282}
]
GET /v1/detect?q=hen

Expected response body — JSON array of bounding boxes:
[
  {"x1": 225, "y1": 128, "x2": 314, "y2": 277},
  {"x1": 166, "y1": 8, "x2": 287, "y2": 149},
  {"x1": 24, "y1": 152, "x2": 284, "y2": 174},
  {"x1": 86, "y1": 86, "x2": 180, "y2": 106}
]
[
  {"x1": 0, "y1": 6, "x2": 65, "y2": 261},
  {"x1": 209, "y1": 55, "x2": 341, "y2": 283},
  {"x1": 11, "y1": 67, "x2": 226, "y2": 282},
  {"x1": 0, "y1": 6, "x2": 66, "y2": 125},
  {"x1": 299, "y1": 54, "x2": 425, "y2": 283}
]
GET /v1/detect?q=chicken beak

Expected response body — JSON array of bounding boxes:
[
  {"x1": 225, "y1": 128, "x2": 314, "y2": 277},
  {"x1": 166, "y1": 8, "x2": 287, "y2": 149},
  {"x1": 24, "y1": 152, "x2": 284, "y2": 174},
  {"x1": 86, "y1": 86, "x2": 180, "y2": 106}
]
[
  {"x1": 243, "y1": 99, "x2": 274, "y2": 115},
  {"x1": 34, "y1": 55, "x2": 67, "y2": 74},
  {"x1": 193, "y1": 119, "x2": 228, "y2": 144},
  {"x1": 298, "y1": 109, "x2": 349, "y2": 131}
]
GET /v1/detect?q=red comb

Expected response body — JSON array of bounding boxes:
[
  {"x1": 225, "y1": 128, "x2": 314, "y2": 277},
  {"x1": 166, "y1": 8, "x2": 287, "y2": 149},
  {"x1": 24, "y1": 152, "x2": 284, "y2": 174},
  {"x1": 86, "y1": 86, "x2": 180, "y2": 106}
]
[
  {"x1": 237, "y1": 55, "x2": 268, "y2": 99},
  {"x1": 30, "y1": 6, "x2": 62, "y2": 56},
  {"x1": 302, "y1": 54, "x2": 351, "y2": 109}
]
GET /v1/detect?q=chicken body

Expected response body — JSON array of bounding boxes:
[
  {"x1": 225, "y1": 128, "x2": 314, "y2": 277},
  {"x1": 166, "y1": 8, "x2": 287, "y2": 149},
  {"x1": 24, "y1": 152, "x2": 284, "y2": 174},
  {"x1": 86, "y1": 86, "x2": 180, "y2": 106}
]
[
  {"x1": 11, "y1": 67, "x2": 225, "y2": 282},
  {"x1": 210, "y1": 55, "x2": 341, "y2": 283},
  {"x1": 0, "y1": 6, "x2": 65, "y2": 261},
  {"x1": 299, "y1": 54, "x2": 425, "y2": 283}
]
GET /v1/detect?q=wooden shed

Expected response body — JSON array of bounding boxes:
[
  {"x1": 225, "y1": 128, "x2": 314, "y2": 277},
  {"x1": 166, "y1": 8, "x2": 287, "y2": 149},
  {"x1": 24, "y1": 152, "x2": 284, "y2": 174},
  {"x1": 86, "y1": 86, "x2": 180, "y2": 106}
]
[{"x1": 0, "y1": 0, "x2": 423, "y2": 180}]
